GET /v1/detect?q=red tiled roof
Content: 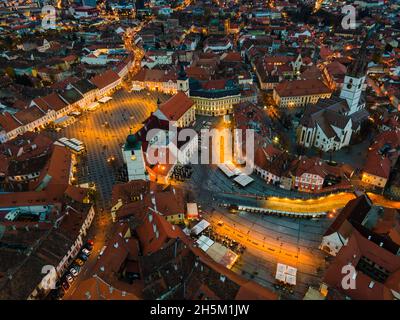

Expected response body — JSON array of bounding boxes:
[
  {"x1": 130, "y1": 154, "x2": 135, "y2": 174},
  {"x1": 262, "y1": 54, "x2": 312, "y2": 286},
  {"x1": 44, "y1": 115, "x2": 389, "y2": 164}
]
[
  {"x1": 275, "y1": 79, "x2": 331, "y2": 98},
  {"x1": 158, "y1": 92, "x2": 194, "y2": 121},
  {"x1": 324, "y1": 229, "x2": 400, "y2": 300},
  {"x1": 29, "y1": 144, "x2": 71, "y2": 191},
  {"x1": 41, "y1": 93, "x2": 68, "y2": 112},
  {"x1": 14, "y1": 107, "x2": 45, "y2": 125},
  {"x1": 363, "y1": 130, "x2": 400, "y2": 178},
  {"x1": 222, "y1": 52, "x2": 242, "y2": 62},
  {"x1": 202, "y1": 79, "x2": 228, "y2": 90},
  {"x1": 90, "y1": 69, "x2": 120, "y2": 89},
  {"x1": 324, "y1": 195, "x2": 371, "y2": 236},
  {"x1": 363, "y1": 153, "x2": 392, "y2": 179},
  {"x1": 136, "y1": 210, "x2": 184, "y2": 255},
  {"x1": 68, "y1": 275, "x2": 141, "y2": 300},
  {"x1": 0, "y1": 113, "x2": 21, "y2": 132},
  {"x1": 326, "y1": 60, "x2": 347, "y2": 76}
]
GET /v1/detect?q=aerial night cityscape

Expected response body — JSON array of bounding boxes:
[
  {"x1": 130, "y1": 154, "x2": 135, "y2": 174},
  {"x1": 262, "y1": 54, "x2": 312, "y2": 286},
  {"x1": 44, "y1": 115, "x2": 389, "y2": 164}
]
[{"x1": 0, "y1": 0, "x2": 399, "y2": 313}]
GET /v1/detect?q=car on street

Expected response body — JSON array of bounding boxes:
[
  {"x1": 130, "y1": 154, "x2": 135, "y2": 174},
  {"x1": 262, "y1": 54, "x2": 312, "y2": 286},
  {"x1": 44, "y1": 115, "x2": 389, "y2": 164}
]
[
  {"x1": 66, "y1": 274, "x2": 74, "y2": 284},
  {"x1": 74, "y1": 258, "x2": 84, "y2": 266},
  {"x1": 79, "y1": 253, "x2": 88, "y2": 261},
  {"x1": 82, "y1": 248, "x2": 91, "y2": 256},
  {"x1": 70, "y1": 268, "x2": 79, "y2": 277},
  {"x1": 83, "y1": 242, "x2": 93, "y2": 251}
]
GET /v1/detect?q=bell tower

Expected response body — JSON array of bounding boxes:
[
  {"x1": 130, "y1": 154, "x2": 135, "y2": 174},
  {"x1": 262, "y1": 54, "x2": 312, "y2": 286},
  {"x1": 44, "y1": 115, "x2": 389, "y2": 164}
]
[
  {"x1": 340, "y1": 36, "x2": 368, "y2": 115},
  {"x1": 177, "y1": 63, "x2": 190, "y2": 96}
]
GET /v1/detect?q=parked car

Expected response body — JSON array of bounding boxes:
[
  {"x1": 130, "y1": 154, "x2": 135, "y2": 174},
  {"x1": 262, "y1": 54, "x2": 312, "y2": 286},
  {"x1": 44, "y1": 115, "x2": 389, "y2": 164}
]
[
  {"x1": 83, "y1": 242, "x2": 93, "y2": 250},
  {"x1": 73, "y1": 265, "x2": 81, "y2": 272},
  {"x1": 79, "y1": 253, "x2": 88, "y2": 261},
  {"x1": 70, "y1": 268, "x2": 79, "y2": 277},
  {"x1": 87, "y1": 239, "x2": 94, "y2": 246},
  {"x1": 66, "y1": 274, "x2": 74, "y2": 283},
  {"x1": 75, "y1": 258, "x2": 84, "y2": 266},
  {"x1": 82, "y1": 248, "x2": 91, "y2": 256}
]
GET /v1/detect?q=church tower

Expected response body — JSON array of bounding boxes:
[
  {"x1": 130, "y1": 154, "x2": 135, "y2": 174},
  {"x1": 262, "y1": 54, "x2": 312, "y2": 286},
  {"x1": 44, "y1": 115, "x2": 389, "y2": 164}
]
[
  {"x1": 177, "y1": 63, "x2": 190, "y2": 96},
  {"x1": 340, "y1": 35, "x2": 369, "y2": 115}
]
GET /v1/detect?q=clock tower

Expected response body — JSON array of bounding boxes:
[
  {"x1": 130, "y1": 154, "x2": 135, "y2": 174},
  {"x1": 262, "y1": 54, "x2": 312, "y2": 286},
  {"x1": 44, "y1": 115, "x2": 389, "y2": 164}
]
[{"x1": 340, "y1": 38, "x2": 369, "y2": 115}]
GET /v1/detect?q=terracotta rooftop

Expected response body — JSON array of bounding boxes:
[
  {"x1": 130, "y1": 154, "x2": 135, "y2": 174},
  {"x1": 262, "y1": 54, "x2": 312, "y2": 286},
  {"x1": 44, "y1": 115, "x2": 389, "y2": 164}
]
[
  {"x1": 158, "y1": 92, "x2": 194, "y2": 121},
  {"x1": 90, "y1": 69, "x2": 120, "y2": 90},
  {"x1": 324, "y1": 229, "x2": 400, "y2": 300},
  {"x1": 275, "y1": 79, "x2": 331, "y2": 97}
]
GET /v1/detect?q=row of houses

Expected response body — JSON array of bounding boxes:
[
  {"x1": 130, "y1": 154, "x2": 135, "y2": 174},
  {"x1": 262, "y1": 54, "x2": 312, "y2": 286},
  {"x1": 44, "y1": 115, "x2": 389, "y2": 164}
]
[
  {"x1": 0, "y1": 143, "x2": 95, "y2": 299},
  {"x1": 67, "y1": 179, "x2": 277, "y2": 300},
  {"x1": 0, "y1": 56, "x2": 133, "y2": 143},
  {"x1": 253, "y1": 145, "x2": 353, "y2": 193},
  {"x1": 317, "y1": 194, "x2": 400, "y2": 300}
]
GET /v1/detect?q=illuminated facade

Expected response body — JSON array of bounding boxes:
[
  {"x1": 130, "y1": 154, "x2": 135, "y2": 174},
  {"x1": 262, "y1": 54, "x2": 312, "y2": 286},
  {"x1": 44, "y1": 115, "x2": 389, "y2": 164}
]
[
  {"x1": 190, "y1": 79, "x2": 241, "y2": 116},
  {"x1": 273, "y1": 79, "x2": 332, "y2": 108}
]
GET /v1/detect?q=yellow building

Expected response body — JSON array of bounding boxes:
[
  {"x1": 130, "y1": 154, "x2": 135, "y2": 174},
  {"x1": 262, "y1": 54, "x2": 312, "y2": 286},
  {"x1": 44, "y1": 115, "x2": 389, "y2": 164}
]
[
  {"x1": 154, "y1": 92, "x2": 196, "y2": 128},
  {"x1": 273, "y1": 79, "x2": 332, "y2": 108},
  {"x1": 190, "y1": 79, "x2": 241, "y2": 116},
  {"x1": 361, "y1": 172, "x2": 388, "y2": 188}
]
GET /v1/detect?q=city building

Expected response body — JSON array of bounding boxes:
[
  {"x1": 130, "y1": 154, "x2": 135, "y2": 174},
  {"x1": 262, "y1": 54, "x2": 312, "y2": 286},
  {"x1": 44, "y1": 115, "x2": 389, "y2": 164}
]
[
  {"x1": 154, "y1": 92, "x2": 196, "y2": 128},
  {"x1": 361, "y1": 130, "x2": 400, "y2": 188},
  {"x1": 122, "y1": 133, "x2": 148, "y2": 182},
  {"x1": 273, "y1": 79, "x2": 332, "y2": 108},
  {"x1": 190, "y1": 79, "x2": 241, "y2": 116},
  {"x1": 253, "y1": 145, "x2": 292, "y2": 186},
  {"x1": 323, "y1": 229, "x2": 400, "y2": 300},
  {"x1": 296, "y1": 41, "x2": 371, "y2": 152},
  {"x1": 320, "y1": 194, "x2": 400, "y2": 257}
]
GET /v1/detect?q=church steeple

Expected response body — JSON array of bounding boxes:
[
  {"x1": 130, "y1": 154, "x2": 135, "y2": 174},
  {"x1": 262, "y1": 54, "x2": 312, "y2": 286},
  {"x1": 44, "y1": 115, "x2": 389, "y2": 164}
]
[
  {"x1": 347, "y1": 36, "x2": 369, "y2": 78},
  {"x1": 339, "y1": 28, "x2": 375, "y2": 115},
  {"x1": 178, "y1": 62, "x2": 187, "y2": 80},
  {"x1": 177, "y1": 63, "x2": 190, "y2": 96},
  {"x1": 348, "y1": 23, "x2": 382, "y2": 78}
]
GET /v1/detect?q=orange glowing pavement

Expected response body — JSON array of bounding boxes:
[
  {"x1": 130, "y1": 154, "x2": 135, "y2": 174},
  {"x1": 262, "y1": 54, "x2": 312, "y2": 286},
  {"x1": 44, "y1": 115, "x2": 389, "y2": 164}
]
[{"x1": 262, "y1": 192, "x2": 400, "y2": 213}]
